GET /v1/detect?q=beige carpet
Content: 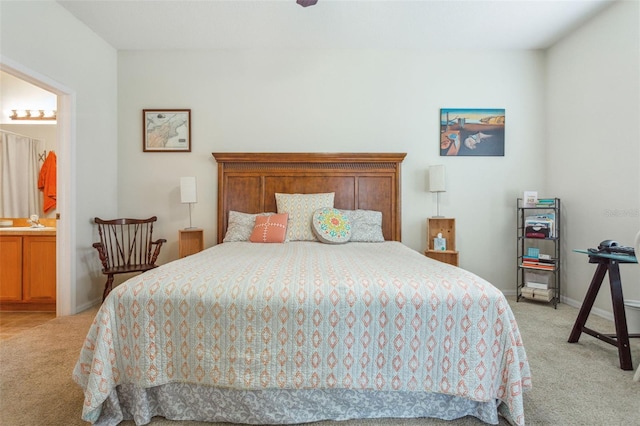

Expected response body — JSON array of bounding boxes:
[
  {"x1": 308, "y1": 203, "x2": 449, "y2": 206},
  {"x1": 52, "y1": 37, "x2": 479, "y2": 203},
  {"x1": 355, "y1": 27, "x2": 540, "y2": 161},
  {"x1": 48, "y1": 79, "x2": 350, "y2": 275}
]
[{"x1": 1, "y1": 298, "x2": 639, "y2": 426}]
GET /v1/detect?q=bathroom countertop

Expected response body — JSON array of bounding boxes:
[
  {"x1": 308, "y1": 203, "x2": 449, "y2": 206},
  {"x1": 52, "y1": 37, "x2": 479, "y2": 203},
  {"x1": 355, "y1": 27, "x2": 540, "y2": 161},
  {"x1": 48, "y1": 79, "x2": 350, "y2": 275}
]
[{"x1": 0, "y1": 227, "x2": 57, "y2": 236}]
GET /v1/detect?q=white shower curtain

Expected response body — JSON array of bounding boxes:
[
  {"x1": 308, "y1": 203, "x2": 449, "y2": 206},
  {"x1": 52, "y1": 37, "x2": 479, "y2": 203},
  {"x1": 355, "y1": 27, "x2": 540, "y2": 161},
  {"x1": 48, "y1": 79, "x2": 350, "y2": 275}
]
[{"x1": 0, "y1": 130, "x2": 44, "y2": 217}]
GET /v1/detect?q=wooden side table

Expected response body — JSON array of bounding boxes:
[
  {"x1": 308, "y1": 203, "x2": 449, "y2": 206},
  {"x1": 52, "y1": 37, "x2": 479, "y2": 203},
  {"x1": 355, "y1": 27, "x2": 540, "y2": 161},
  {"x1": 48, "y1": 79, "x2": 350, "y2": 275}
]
[
  {"x1": 179, "y1": 229, "x2": 204, "y2": 258},
  {"x1": 424, "y1": 249, "x2": 459, "y2": 266},
  {"x1": 425, "y1": 217, "x2": 459, "y2": 266}
]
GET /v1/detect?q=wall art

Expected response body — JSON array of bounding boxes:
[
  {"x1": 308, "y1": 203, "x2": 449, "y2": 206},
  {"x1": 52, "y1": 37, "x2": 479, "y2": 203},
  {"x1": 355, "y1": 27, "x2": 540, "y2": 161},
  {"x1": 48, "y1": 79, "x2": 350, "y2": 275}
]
[
  {"x1": 143, "y1": 109, "x2": 191, "y2": 152},
  {"x1": 440, "y1": 108, "x2": 505, "y2": 156}
]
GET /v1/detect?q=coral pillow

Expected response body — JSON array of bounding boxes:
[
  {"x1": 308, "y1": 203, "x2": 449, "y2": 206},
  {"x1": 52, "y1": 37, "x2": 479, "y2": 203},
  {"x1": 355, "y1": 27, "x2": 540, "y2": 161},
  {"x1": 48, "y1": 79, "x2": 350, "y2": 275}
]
[
  {"x1": 224, "y1": 211, "x2": 276, "y2": 242},
  {"x1": 249, "y1": 213, "x2": 289, "y2": 243},
  {"x1": 312, "y1": 208, "x2": 352, "y2": 244}
]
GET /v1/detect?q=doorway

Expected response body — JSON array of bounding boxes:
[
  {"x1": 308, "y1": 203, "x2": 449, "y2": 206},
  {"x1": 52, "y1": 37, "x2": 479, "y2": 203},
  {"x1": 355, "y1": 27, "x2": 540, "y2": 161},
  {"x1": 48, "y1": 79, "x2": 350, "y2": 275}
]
[
  {"x1": 0, "y1": 58, "x2": 75, "y2": 316},
  {"x1": 0, "y1": 71, "x2": 57, "y2": 218}
]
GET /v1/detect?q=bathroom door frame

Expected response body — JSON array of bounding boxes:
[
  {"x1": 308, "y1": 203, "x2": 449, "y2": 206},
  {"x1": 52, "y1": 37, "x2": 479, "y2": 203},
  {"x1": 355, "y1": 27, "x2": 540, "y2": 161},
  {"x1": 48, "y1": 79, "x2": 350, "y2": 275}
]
[{"x1": 1, "y1": 56, "x2": 75, "y2": 316}]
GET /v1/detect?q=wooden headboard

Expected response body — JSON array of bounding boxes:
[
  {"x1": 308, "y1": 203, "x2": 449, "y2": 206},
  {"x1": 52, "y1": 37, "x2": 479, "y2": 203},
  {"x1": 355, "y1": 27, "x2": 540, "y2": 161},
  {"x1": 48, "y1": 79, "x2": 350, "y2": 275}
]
[{"x1": 212, "y1": 153, "x2": 406, "y2": 244}]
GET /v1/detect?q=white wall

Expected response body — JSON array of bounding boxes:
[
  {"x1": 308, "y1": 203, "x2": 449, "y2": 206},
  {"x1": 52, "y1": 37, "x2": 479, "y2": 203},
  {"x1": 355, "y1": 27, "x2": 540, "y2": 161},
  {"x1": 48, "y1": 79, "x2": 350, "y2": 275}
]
[
  {"x1": 2, "y1": 1, "x2": 637, "y2": 316},
  {"x1": 547, "y1": 0, "x2": 640, "y2": 315},
  {"x1": 0, "y1": 1, "x2": 119, "y2": 312},
  {"x1": 118, "y1": 49, "x2": 547, "y2": 291}
]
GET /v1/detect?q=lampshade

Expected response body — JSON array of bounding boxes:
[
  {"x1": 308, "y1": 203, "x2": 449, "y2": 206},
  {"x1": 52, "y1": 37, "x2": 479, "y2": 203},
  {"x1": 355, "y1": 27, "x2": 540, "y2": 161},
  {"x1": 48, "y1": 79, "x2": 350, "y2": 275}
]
[
  {"x1": 429, "y1": 165, "x2": 446, "y2": 193},
  {"x1": 180, "y1": 177, "x2": 197, "y2": 204}
]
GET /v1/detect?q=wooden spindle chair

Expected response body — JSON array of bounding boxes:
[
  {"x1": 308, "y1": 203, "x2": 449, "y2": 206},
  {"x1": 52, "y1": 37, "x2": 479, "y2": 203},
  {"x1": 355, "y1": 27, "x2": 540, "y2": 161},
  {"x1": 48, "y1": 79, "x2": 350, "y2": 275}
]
[{"x1": 93, "y1": 216, "x2": 166, "y2": 301}]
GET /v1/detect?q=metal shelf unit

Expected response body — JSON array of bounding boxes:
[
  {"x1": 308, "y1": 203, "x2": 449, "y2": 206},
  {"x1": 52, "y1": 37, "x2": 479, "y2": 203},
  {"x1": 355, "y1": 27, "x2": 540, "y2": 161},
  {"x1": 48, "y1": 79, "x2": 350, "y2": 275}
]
[{"x1": 516, "y1": 197, "x2": 561, "y2": 308}]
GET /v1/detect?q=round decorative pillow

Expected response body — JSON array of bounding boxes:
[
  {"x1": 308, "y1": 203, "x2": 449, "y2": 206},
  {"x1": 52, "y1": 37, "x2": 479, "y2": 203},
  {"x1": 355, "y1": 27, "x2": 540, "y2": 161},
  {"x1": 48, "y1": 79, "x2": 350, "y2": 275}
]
[{"x1": 312, "y1": 207, "x2": 352, "y2": 244}]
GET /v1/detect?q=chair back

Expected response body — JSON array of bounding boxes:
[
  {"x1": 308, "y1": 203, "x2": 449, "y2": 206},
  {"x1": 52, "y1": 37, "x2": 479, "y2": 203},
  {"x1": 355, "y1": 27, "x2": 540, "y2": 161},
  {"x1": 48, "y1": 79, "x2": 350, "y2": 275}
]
[{"x1": 94, "y1": 216, "x2": 160, "y2": 270}]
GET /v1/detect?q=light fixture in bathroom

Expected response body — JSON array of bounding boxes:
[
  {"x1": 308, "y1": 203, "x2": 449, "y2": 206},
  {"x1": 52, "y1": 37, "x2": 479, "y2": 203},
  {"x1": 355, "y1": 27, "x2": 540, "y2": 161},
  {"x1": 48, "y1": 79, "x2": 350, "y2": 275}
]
[{"x1": 10, "y1": 109, "x2": 57, "y2": 121}]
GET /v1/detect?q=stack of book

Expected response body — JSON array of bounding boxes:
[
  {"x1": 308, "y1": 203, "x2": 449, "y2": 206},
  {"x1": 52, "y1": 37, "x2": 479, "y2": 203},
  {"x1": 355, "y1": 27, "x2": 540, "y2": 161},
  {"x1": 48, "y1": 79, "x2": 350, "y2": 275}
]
[{"x1": 521, "y1": 256, "x2": 555, "y2": 270}]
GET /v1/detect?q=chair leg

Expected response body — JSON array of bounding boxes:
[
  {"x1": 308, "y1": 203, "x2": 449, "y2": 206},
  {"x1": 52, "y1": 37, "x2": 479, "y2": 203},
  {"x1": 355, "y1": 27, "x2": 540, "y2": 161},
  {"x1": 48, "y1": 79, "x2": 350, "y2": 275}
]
[{"x1": 102, "y1": 275, "x2": 114, "y2": 301}]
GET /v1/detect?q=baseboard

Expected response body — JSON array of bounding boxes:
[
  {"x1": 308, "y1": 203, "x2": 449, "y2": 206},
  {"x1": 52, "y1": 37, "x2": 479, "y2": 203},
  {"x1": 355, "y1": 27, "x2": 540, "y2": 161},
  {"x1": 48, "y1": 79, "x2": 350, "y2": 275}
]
[
  {"x1": 501, "y1": 290, "x2": 614, "y2": 322},
  {"x1": 75, "y1": 298, "x2": 102, "y2": 314},
  {"x1": 560, "y1": 295, "x2": 614, "y2": 322}
]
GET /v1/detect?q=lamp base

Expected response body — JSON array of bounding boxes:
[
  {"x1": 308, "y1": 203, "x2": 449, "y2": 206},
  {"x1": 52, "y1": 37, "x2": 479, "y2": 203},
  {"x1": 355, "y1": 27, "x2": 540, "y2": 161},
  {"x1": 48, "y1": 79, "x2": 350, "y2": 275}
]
[
  {"x1": 433, "y1": 191, "x2": 445, "y2": 218},
  {"x1": 183, "y1": 226, "x2": 199, "y2": 230},
  {"x1": 185, "y1": 203, "x2": 196, "y2": 230}
]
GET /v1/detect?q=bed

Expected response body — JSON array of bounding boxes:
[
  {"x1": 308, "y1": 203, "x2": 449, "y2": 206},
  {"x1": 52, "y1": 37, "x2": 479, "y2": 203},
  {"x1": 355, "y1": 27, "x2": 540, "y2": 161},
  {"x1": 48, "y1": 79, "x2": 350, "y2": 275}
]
[{"x1": 73, "y1": 152, "x2": 531, "y2": 426}]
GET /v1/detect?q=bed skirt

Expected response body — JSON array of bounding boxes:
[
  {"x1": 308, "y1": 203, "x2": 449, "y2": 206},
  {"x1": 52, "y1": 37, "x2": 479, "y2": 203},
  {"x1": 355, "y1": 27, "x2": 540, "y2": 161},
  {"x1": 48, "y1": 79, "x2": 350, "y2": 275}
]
[{"x1": 96, "y1": 384, "x2": 505, "y2": 426}]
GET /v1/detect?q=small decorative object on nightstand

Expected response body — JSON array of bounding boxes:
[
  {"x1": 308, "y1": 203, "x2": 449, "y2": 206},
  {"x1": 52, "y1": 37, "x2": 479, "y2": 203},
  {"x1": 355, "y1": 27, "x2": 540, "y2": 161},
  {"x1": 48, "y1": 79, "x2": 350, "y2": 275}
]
[
  {"x1": 424, "y1": 217, "x2": 459, "y2": 266},
  {"x1": 179, "y1": 228, "x2": 204, "y2": 258}
]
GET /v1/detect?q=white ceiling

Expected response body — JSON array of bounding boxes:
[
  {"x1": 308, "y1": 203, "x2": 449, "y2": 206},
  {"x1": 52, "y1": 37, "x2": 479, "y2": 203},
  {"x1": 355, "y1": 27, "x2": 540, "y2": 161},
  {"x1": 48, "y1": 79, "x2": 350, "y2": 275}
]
[
  {"x1": 0, "y1": 0, "x2": 616, "y2": 121},
  {"x1": 56, "y1": 0, "x2": 614, "y2": 51}
]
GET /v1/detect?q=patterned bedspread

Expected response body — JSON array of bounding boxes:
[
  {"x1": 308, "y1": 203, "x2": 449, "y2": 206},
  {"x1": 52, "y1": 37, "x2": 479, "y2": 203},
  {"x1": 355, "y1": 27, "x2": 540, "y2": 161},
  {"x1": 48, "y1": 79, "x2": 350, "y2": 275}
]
[{"x1": 73, "y1": 241, "x2": 531, "y2": 425}]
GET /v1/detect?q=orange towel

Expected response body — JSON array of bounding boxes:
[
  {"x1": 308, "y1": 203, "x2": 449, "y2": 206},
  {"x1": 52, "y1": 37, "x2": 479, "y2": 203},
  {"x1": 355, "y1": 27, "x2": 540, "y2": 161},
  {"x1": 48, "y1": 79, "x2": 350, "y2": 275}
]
[{"x1": 38, "y1": 151, "x2": 57, "y2": 213}]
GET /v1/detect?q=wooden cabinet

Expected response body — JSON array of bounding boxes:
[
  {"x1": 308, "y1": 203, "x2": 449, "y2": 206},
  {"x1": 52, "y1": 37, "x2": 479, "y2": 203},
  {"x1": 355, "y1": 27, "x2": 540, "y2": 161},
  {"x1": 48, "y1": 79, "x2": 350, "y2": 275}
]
[
  {"x1": 23, "y1": 236, "x2": 57, "y2": 303},
  {"x1": 0, "y1": 236, "x2": 23, "y2": 302},
  {"x1": 0, "y1": 234, "x2": 56, "y2": 311},
  {"x1": 424, "y1": 217, "x2": 459, "y2": 266},
  {"x1": 179, "y1": 229, "x2": 204, "y2": 258}
]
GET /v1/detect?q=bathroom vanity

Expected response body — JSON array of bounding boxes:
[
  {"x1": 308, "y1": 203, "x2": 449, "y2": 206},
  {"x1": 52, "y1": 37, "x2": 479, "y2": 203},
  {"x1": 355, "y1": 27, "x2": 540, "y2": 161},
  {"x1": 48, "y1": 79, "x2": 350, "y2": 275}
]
[{"x1": 0, "y1": 223, "x2": 56, "y2": 312}]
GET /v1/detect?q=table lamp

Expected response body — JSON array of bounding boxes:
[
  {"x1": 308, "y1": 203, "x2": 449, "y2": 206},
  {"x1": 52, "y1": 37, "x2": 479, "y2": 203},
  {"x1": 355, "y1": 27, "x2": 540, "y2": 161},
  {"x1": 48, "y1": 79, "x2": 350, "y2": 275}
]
[
  {"x1": 429, "y1": 165, "x2": 446, "y2": 218},
  {"x1": 180, "y1": 176, "x2": 197, "y2": 229}
]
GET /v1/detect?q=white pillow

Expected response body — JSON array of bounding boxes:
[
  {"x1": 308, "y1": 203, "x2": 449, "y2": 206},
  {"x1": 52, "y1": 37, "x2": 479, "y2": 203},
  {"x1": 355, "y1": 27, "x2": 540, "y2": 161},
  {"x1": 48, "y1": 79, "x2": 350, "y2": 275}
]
[
  {"x1": 340, "y1": 209, "x2": 385, "y2": 242},
  {"x1": 312, "y1": 208, "x2": 352, "y2": 244},
  {"x1": 276, "y1": 193, "x2": 335, "y2": 241},
  {"x1": 223, "y1": 211, "x2": 275, "y2": 242}
]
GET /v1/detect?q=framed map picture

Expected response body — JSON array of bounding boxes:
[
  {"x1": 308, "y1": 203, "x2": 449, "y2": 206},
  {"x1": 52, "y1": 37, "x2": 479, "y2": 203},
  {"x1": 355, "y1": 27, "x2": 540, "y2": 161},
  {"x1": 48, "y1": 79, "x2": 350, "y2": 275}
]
[
  {"x1": 440, "y1": 108, "x2": 505, "y2": 156},
  {"x1": 143, "y1": 109, "x2": 191, "y2": 152}
]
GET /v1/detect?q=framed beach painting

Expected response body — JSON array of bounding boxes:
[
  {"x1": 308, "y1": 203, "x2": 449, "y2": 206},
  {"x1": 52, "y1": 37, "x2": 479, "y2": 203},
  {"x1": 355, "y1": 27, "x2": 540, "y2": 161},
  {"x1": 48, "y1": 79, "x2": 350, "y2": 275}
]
[
  {"x1": 143, "y1": 109, "x2": 191, "y2": 152},
  {"x1": 440, "y1": 108, "x2": 505, "y2": 156}
]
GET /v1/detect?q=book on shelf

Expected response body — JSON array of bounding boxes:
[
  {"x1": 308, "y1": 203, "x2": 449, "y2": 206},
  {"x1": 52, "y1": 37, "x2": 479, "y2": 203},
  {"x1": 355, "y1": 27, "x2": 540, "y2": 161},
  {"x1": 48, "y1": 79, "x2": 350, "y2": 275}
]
[
  {"x1": 522, "y1": 261, "x2": 540, "y2": 266},
  {"x1": 526, "y1": 282, "x2": 548, "y2": 290},
  {"x1": 536, "y1": 198, "x2": 556, "y2": 207},
  {"x1": 521, "y1": 262, "x2": 555, "y2": 270},
  {"x1": 524, "y1": 255, "x2": 554, "y2": 264}
]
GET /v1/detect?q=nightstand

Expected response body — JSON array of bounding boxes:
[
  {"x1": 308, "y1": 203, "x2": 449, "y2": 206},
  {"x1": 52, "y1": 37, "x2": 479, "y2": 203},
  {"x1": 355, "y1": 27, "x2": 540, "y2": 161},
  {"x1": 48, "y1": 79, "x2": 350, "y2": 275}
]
[
  {"x1": 179, "y1": 229, "x2": 204, "y2": 258},
  {"x1": 424, "y1": 218, "x2": 459, "y2": 266}
]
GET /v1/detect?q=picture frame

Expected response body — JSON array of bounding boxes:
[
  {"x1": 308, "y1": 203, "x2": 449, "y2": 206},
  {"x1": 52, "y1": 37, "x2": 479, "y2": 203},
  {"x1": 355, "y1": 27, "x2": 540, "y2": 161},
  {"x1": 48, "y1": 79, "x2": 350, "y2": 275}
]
[
  {"x1": 143, "y1": 109, "x2": 191, "y2": 152},
  {"x1": 440, "y1": 108, "x2": 505, "y2": 156}
]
